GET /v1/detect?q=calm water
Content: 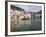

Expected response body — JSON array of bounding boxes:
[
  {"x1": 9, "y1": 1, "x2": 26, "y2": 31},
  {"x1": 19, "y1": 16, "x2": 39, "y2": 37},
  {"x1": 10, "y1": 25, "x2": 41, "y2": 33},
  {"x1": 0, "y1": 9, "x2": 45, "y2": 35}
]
[{"x1": 11, "y1": 18, "x2": 42, "y2": 32}]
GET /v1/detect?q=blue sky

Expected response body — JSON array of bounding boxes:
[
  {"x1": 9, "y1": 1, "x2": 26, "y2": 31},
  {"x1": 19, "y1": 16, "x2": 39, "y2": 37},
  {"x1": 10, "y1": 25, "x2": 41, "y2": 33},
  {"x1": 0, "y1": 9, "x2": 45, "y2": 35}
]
[{"x1": 16, "y1": 5, "x2": 42, "y2": 12}]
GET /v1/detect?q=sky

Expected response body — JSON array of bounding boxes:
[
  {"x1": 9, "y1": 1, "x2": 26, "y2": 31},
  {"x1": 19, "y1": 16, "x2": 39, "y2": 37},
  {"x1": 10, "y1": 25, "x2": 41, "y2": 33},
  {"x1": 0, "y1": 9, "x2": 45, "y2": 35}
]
[{"x1": 15, "y1": 5, "x2": 42, "y2": 12}]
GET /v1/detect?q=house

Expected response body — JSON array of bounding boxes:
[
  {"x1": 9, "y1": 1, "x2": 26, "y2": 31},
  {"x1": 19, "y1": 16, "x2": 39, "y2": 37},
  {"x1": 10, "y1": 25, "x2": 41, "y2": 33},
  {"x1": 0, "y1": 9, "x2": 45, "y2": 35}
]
[
  {"x1": 10, "y1": 5, "x2": 42, "y2": 20},
  {"x1": 34, "y1": 10, "x2": 42, "y2": 19}
]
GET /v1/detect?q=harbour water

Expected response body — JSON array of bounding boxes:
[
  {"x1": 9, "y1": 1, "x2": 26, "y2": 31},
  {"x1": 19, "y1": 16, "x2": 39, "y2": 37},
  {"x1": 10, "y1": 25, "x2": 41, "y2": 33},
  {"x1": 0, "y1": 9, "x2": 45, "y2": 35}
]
[{"x1": 11, "y1": 18, "x2": 42, "y2": 32}]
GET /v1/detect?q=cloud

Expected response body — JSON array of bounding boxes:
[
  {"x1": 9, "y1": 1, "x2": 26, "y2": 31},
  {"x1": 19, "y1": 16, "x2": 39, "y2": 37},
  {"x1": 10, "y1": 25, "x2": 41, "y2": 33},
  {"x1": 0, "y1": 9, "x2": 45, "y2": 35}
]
[{"x1": 16, "y1": 5, "x2": 42, "y2": 12}]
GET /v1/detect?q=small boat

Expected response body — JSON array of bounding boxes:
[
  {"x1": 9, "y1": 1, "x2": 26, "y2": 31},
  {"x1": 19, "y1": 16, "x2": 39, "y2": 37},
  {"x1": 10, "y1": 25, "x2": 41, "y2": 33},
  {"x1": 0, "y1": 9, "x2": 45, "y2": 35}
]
[
  {"x1": 19, "y1": 16, "x2": 29, "y2": 20},
  {"x1": 22, "y1": 18, "x2": 29, "y2": 20},
  {"x1": 22, "y1": 17, "x2": 29, "y2": 20}
]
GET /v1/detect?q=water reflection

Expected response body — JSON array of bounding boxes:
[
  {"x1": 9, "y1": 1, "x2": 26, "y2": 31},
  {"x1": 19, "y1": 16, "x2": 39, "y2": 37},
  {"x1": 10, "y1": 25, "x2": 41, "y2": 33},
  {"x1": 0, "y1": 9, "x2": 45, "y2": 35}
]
[{"x1": 11, "y1": 18, "x2": 42, "y2": 32}]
